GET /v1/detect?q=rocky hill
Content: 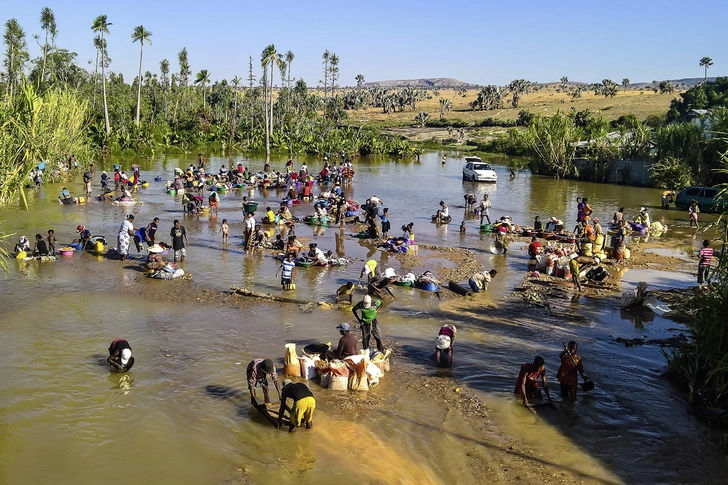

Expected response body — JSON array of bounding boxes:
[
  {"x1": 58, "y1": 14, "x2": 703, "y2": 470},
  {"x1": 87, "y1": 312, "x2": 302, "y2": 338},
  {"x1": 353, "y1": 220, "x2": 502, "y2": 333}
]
[{"x1": 363, "y1": 78, "x2": 478, "y2": 89}]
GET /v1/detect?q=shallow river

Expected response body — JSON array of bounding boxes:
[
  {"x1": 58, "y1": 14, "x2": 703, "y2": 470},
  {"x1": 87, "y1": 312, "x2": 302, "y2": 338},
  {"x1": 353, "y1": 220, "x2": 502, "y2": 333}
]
[{"x1": 0, "y1": 151, "x2": 722, "y2": 485}]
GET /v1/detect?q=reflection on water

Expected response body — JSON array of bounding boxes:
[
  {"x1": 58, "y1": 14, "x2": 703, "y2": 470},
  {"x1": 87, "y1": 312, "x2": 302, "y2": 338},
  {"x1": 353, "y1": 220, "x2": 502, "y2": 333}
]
[{"x1": 0, "y1": 151, "x2": 721, "y2": 484}]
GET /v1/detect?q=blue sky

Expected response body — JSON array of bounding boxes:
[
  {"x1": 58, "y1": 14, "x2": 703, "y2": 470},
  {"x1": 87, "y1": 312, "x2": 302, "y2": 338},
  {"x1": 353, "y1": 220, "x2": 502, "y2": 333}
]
[{"x1": 3, "y1": 0, "x2": 727, "y2": 87}]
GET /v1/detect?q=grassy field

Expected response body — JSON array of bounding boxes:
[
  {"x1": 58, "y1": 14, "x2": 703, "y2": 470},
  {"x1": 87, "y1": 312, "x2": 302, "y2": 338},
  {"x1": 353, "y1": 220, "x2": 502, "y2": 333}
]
[{"x1": 346, "y1": 84, "x2": 678, "y2": 127}]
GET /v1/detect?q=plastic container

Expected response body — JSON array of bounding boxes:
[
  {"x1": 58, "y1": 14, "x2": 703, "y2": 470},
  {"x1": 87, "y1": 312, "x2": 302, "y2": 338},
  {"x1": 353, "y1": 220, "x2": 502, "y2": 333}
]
[
  {"x1": 154, "y1": 176, "x2": 162, "y2": 182},
  {"x1": 59, "y1": 249, "x2": 74, "y2": 256},
  {"x1": 421, "y1": 281, "x2": 439, "y2": 291},
  {"x1": 243, "y1": 202, "x2": 258, "y2": 214},
  {"x1": 113, "y1": 164, "x2": 121, "y2": 170}
]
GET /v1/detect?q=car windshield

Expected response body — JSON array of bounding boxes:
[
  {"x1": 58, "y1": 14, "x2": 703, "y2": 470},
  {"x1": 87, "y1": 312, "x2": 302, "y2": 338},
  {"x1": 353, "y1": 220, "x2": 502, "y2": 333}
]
[{"x1": 473, "y1": 164, "x2": 490, "y2": 171}]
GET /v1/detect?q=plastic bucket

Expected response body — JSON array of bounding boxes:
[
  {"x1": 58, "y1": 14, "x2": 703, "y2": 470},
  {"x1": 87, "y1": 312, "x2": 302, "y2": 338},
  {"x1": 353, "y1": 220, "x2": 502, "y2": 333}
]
[
  {"x1": 113, "y1": 164, "x2": 121, "y2": 170},
  {"x1": 243, "y1": 202, "x2": 258, "y2": 214},
  {"x1": 421, "y1": 281, "x2": 439, "y2": 291},
  {"x1": 154, "y1": 176, "x2": 162, "y2": 182}
]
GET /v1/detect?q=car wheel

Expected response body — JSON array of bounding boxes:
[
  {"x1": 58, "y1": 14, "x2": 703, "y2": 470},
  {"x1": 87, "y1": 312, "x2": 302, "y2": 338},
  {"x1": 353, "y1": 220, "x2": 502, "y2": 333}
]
[{"x1": 462, "y1": 174, "x2": 467, "y2": 181}]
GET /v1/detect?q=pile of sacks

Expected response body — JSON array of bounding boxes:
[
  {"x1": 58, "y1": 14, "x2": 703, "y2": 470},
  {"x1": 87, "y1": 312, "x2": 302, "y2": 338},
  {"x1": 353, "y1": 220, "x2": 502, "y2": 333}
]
[{"x1": 282, "y1": 343, "x2": 391, "y2": 391}]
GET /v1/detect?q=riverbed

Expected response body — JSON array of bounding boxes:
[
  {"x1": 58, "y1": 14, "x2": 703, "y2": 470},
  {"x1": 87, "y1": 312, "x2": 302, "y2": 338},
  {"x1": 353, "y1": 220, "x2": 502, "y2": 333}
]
[{"x1": 0, "y1": 151, "x2": 723, "y2": 485}]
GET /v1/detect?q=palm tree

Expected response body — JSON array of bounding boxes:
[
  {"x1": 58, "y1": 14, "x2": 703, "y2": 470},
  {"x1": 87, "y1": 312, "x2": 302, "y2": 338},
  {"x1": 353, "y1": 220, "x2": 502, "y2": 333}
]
[
  {"x1": 285, "y1": 50, "x2": 295, "y2": 89},
  {"x1": 131, "y1": 25, "x2": 152, "y2": 126},
  {"x1": 230, "y1": 76, "x2": 241, "y2": 147},
  {"x1": 261, "y1": 44, "x2": 284, "y2": 161},
  {"x1": 91, "y1": 35, "x2": 103, "y2": 110},
  {"x1": 321, "y1": 49, "x2": 331, "y2": 96},
  {"x1": 329, "y1": 53, "x2": 340, "y2": 95},
  {"x1": 700, "y1": 56, "x2": 713, "y2": 82},
  {"x1": 91, "y1": 14, "x2": 112, "y2": 135},
  {"x1": 39, "y1": 8, "x2": 56, "y2": 90},
  {"x1": 194, "y1": 69, "x2": 210, "y2": 108}
]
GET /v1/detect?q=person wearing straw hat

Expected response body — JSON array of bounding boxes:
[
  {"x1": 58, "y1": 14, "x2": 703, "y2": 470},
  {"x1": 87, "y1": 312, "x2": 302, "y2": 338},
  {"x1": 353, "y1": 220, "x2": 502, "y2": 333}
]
[
  {"x1": 107, "y1": 338, "x2": 134, "y2": 372},
  {"x1": 246, "y1": 358, "x2": 281, "y2": 405},
  {"x1": 352, "y1": 295, "x2": 384, "y2": 352},
  {"x1": 277, "y1": 380, "x2": 316, "y2": 432}
]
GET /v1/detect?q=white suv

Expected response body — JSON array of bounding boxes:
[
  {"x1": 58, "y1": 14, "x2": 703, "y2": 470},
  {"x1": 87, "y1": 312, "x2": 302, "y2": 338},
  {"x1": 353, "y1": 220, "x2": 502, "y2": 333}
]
[{"x1": 462, "y1": 156, "x2": 497, "y2": 182}]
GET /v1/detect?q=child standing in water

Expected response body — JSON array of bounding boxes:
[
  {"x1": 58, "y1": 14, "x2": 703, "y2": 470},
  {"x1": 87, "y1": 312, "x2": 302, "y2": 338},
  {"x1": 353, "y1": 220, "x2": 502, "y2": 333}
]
[
  {"x1": 47, "y1": 229, "x2": 56, "y2": 255},
  {"x1": 380, "y1": 208, "x2": 390, "y2": 238},
  {"x1": 221, "y1": 219, "x2": 229, "y2": 244}
]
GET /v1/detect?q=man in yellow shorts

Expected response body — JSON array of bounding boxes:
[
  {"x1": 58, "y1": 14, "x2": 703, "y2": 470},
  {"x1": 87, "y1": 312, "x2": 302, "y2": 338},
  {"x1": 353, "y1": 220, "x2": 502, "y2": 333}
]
[{"x1": 277, "y1": 380, "x2": 316, "y2": 432}]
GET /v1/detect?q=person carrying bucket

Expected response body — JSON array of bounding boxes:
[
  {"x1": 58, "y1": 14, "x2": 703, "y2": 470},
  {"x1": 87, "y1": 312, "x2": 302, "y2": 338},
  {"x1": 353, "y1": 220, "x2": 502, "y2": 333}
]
[{"x1": 352, "y1": 295, "x2": 384, "y2": 353}]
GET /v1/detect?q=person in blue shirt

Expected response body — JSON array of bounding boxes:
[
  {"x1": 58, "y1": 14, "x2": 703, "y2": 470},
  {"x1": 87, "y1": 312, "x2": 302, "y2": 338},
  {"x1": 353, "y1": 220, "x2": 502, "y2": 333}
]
[
  {"x1": 75, "y1": 225, "x2": 92, "y2": 249},
  {"x1": 276, "y1": 254, "x2": 296, "y2": 290},
  {"x1": 380, "y1": 208, "x2": 390, "y2": 238}
]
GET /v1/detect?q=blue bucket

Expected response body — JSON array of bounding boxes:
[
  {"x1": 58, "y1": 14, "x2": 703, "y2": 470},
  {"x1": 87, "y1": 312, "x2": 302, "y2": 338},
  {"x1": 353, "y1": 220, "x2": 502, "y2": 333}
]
[
  {"x1": 421, "y1": 281, "x2": 439, "y2": 292},
  {"x1": 113, "y1": 164, "x2": 121, "y2": 170},
  {"x1": 154, "y1": 176, "x2": 162, "y2": 182}
]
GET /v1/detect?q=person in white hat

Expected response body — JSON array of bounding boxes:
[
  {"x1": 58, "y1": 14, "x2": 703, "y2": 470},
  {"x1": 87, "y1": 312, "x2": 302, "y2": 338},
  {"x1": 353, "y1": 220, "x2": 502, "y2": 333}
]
[
  {"x1": 107, "y1": 338, "x2": 134, "y2": 372},
  {"x1": 352, "y1": 295, "x2": 384, "y2": 352},
  {"x1": 435, "y1": 324, "x2": 457, "y2": 367}
]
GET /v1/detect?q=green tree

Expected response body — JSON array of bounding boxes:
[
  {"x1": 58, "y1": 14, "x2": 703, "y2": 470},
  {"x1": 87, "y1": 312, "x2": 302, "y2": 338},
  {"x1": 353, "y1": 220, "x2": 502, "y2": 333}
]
[
  {"x1": 91, "y1": 14, "x2": 111, "y2": 135},
  {"x1": 438, "y1": 97, "x2": 451, "y2": 119},
  {"x1": 415, "y1": 111, "x2": 430, "y2": 127},
  {"x1": 622, "y1": 78, "x2": 630, "y2": 91},
  {"x1": 194, "y1": 69, "x2": 210, "y2": 108},
  {"x1": 700, "y1": 56, "x2": 713, "y2": 82},
  {"x1": 508, "y1": 79, "x2": 533, "y2": 108},
  {"x1": 38, "y1": 8, "x2": 56, "y2": 90},
  {"x1": 356, "y1": 74, "x2": 365, "y2": 89},
  {"x1": 131, "y1": 25, "x2": 152, "y2": 126},
  {"x1": 3, "y1": 18, "x2": 29, "y2": 103},
  {"x1": 659, "y1": 80, "x2": 675, "y2": 94},
  {"x1": 560, "y1": 76, "x2": 568, "y2": 91}
]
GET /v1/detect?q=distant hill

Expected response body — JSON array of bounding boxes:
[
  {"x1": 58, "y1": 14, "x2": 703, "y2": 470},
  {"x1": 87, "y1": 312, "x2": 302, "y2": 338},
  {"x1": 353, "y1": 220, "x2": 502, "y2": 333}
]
[
  {"x1": 360, "y1": 77, "x2": 719, "y2": 90},
  {"x1": 363, "y1": 78, "x2": 478, "y2": 89}
]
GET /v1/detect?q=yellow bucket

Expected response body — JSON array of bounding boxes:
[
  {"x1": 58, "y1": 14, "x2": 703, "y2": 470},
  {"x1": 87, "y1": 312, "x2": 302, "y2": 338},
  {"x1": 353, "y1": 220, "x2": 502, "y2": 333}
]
[
  {"x1": 16, "y1": 251, "x2": 26, "y2": 259},
  {"x1": 78, "y1": 197, "x2": 85, "y2": 204},
  {"x1": 93, "y1": 241, "x2": 104, "y2": 252}
]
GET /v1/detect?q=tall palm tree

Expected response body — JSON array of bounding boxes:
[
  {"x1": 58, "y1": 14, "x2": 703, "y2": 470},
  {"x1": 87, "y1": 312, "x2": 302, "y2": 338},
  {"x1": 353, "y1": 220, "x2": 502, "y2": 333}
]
[
  {"x1": 39, "y1": 7, "x2": 56, "y2": 90},
  {"x1": 194, "y1": 69, "x2": 210, "y2": 108},
  {"x1": 261, "y1": 44, "x2": 284, "y2": 161},
  {"x1": 285, "y1": 50, "x2": 295, "y2": 89},
  {"x1": 91, "y1": 14, "x2": 112, "y2": 135},
  {"x1": 700, "y1": 56, "x2": 713, "y2": 82},
  {"x1": 329, "y1": 53, "x2": 339, "y2": 95},
  {"x1": 131, "y1": 25, "x2": 152, "y2": 126},
  {"x1": 230, "y1": 76, "x2": 241, "y2": 146},
  {"x1": 321, "y1": 49, "x2": 330, "y2": 96}
]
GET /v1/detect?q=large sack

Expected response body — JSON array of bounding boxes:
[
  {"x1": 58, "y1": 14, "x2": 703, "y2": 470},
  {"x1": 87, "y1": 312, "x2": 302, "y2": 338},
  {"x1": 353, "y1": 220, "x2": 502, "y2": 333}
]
[
  {"x1": 329, "y1": 375, "x2": 348, "y2": 390},
  {"x1": 283, "y1": 343, "x2": 301, "y2": 377},
  {"x1": 298, "y1": 356, "x2": 317, "y2": 380},
  {"x1": 345, "y1": 355, "x2": 370, "y2": 391}
]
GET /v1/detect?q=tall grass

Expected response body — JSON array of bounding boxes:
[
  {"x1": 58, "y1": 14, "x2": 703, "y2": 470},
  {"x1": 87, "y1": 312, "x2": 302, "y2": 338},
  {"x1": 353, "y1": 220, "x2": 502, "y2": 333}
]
[
  {"x1": 516, "y1": 110, "x2": 579, "y2": 178},
  {"x1": 0, "y1": 79, "x2": 91, "y2": 205}
]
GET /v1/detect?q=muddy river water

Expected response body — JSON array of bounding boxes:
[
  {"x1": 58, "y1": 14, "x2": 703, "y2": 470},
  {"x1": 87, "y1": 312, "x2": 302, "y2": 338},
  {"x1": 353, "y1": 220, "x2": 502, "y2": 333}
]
[{"x1": 0, "y1": 151, "x2": 724, "y2": 484}]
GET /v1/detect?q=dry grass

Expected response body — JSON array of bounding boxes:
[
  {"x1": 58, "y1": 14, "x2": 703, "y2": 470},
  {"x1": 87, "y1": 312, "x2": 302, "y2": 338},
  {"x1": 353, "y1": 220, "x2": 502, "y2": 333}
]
[{"x1": 345, "y1": 85, "x2": 679, "y2": 126}]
